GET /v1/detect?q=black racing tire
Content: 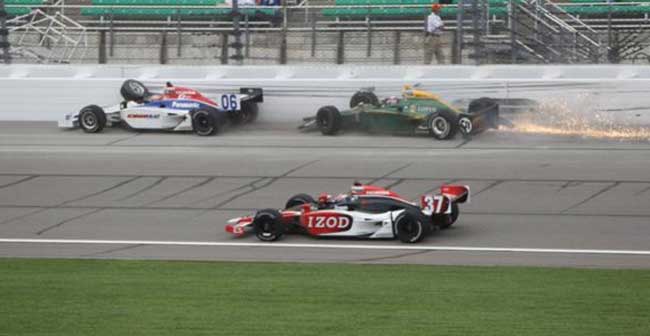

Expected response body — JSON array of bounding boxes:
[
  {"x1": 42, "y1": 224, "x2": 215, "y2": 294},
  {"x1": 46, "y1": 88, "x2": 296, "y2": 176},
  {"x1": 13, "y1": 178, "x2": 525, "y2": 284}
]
[
  {"x1": 78, "y1": 105, "x2": 106, "y2": 134},
  {"x1": 427, "y1": 109, "x2": 458, "y2": 140},
  {"x1": 394, "y1": 210, "x2": 428, "y2": 243},
  {"x1": 120, "y1": 79, "x2": 149, "y2": 102},
  {"x1": 190, "y1": 109, "x2": 221, "y2": 136},
  {"x1": 316, "y1": 105, "x2": 342, "y2": 135},
  {"x1": 432, "y1": 202, "x2": 459, "y2": 229},
  {"x1": 253, "y1": 209, "x2": 285, "y2": 242},
  {"x1": 285, "y1": 193, "x2": 316, "y2": 209},
  {"x1": 350, "y1": 91, "x2": 379, "y2": 108},
  {"x1": 468, "y1": 97, "x2": 499, "y2": 128}
]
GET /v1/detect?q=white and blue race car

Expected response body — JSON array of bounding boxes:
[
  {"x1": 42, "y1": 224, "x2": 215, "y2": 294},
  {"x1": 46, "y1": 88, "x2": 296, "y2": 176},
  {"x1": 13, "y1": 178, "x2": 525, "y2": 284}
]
[{"x1": 59, "y1": 79, "x2": 263, "y2": 136}]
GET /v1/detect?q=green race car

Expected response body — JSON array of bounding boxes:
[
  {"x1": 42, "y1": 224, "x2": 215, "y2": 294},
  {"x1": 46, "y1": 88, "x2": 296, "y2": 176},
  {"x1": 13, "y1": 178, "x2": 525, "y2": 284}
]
[{"x1": 301, "y1": 85, "x2": 519, "y2": 140}]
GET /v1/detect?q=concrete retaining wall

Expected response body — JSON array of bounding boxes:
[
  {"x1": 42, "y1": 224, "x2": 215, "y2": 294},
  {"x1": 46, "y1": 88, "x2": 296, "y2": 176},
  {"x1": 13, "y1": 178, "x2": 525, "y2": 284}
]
[{"x1": 1, "y1": 64, "x2": 650, "y2": 124}]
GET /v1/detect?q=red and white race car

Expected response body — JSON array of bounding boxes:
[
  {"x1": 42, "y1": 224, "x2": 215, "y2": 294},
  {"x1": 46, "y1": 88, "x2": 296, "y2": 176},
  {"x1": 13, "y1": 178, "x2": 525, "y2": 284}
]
[{"x1": 226, "y1": 182, "x2": 470, "y2": 243}]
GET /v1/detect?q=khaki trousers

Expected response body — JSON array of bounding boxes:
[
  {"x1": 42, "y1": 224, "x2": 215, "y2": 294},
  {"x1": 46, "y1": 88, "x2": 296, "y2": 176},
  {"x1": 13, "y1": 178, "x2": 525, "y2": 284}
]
[{"x1": 424, "y1": 35, "x2": 445, "y2": 65}]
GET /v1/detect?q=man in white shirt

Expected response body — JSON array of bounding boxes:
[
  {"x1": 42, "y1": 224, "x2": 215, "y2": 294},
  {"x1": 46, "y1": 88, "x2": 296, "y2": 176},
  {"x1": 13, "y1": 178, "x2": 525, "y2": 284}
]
[{"x1": 424, "y1": 4, "x2": 445, "y2": 64}]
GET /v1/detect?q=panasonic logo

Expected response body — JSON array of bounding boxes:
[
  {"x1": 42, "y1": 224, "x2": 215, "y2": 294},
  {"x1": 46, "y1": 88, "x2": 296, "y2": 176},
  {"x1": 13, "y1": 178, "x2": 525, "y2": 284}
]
[{"x1": 172, "y1": 101, "x2": 200, "y2": 109}]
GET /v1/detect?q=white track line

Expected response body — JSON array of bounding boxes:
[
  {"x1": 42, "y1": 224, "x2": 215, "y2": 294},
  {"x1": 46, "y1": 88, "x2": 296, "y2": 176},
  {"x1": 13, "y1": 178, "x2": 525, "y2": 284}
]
[{"x1": 1, "y1": 238, "x2": 649, "y2": 256}]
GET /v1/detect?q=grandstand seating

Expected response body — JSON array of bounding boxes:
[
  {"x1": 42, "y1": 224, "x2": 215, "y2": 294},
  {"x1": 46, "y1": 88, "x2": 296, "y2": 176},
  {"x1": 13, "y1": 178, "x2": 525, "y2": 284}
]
[
  {"x1": 81, "y1": 0, "x2": 278, "y2": 19},
  {"x1": 4, "y1": 0, "x2": 45, "y2": 16},
  {"x1": 322, "y1": 0, "x2": 650, "y2": 18}
]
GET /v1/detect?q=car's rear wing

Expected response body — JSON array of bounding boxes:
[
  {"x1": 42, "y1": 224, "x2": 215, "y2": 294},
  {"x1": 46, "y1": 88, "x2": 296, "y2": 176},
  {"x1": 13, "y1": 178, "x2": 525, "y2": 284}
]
[
  {"x1": 441, "y1": 185, "x2": 470, "y2": 204},
  {"x1": 240, "y1": 88, "x2": 264, "y2": 103},
  {"x1": 420, "y1": 185, "x2": 470, "y2": 215}
]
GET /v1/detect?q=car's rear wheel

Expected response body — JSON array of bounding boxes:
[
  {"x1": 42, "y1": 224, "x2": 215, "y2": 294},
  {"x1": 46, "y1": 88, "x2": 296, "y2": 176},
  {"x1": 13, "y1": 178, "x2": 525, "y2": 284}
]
[
  {"x1": 253, "y1": 209, "x2": 285, "y2": 242},
  {"x1": 191, "y1": 109, "x2": 221, "y2": 136},
  {"x1": 432, "y1": 202, "x2": 459, "y2": 229},
  {"x1": 78, "y1": 105, "x2": 106, "y2": 134},
  {"x1": 350, "y1": 91, "x2": 379, "y2": 108},
  {"x1": 428, "y1": 110, "x2": 458, "y2": 140},
  {"x1": 316, "y1": 106, "x2": 342, "y2": 135},
  {"x1": 285, "y1": 193, "x2": 316, "y2": 209},
  {"x1": 395, "y1": 211, "x2": 428, "y2": 243}
]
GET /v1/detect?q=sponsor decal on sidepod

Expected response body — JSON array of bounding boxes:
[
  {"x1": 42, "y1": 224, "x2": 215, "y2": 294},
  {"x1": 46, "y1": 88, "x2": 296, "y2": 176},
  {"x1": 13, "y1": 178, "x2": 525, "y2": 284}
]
[{"x1": 171, "y1": 101, "x2": 201, "y2": 109}]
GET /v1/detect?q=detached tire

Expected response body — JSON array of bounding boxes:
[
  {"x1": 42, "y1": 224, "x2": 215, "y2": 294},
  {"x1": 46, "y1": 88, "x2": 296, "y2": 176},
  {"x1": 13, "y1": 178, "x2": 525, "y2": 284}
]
[
  {"x1": 432, "y1": 202, "x2": 459, "y2": 229},
  {"x1": 78, "y1": 105, "x2": 106, "y2": 134},
  {"x1": 285, "y1": 193, "x2": 316, "y2": 209},
  {"x1": 253, "y1": 209, "x2": 285, "y2": 242},
  {"x1": 120, "y1": 79, "x2": 149, "y2": 102},
  {"x1": 191, "y1": 109, "x2": 221, "y2": 136},
  {"x1": 428, "y1": 109, "x2": 458, "y2": 140},
  {"x1": 394, "y1": 211, "x2": 428, "y2": 243},
  {"x1": 316, "y1": 106, "x2": 342, "y2": 135},
  {"x1": 350, "y1": 91, "x2": 379, "y2": 108}
]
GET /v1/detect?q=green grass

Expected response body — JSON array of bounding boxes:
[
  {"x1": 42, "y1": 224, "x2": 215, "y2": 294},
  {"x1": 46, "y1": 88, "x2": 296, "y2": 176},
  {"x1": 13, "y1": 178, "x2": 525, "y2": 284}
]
[{"x1": 1, "y1": 258, "x2": 649, "y2": 336}]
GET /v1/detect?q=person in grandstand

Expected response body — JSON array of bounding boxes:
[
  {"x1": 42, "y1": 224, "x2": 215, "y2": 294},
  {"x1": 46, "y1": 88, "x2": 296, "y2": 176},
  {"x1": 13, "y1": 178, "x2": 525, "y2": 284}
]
[{"x1": 424, "y1": 4, "x2": 445, "y2": 65}]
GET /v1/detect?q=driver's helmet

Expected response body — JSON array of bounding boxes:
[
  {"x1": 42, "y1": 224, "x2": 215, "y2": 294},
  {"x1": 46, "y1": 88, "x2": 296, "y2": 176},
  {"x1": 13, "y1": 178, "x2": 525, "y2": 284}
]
[
  {"x1": 383, "y1": 96, "x2": 400, "y2": 105},
  {"x1": 318, "y1": 193, "x2": 332, "y2": 206}
]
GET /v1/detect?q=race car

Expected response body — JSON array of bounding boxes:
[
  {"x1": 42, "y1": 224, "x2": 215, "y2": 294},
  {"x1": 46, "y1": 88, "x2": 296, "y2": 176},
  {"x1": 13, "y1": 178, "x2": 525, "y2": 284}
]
[
  {"x1": 300, "y1": 85, "x2": 535, "y2": 139},
  {"x1": 59, "y1": 79, "x2": 263, "y2": 136},
  {"x1": 225, "y1": 182, "x2": 470, "y2": 243}
]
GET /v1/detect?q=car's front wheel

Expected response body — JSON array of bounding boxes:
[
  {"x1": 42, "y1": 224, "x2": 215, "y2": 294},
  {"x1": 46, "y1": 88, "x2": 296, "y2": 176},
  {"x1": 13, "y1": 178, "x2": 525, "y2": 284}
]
[
  {"x1": 253, "y1": 209, "x2": 285, "y2": 242},
  {"x1": 428, "y1": 110, "x2": 458, "y2": 140},
  {"x1": 78, "y1": 105, "x2": 106, "y2": 134}
]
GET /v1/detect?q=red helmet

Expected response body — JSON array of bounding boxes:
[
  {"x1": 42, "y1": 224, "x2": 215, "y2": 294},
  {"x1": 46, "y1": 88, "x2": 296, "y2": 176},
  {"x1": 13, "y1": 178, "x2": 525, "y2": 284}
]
[
  {"x1": 318, "y1": 193, "x2": 331, "y2": 205},
  {"x1": 431, "y1": 3, "x2": 442, "y2": 12}
]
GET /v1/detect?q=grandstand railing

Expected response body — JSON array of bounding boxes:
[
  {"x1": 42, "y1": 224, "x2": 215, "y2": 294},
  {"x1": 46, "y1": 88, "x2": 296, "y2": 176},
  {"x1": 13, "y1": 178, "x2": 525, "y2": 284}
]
[{"x1": 3, "y1": 2, "x2": 650, "y2": 64}]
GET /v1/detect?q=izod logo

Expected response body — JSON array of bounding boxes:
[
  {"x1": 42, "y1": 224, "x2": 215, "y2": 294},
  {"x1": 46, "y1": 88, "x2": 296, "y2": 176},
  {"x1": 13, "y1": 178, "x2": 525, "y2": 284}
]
[{"x1": 302, "y1": 213, "x2": 353, "y2": 234}]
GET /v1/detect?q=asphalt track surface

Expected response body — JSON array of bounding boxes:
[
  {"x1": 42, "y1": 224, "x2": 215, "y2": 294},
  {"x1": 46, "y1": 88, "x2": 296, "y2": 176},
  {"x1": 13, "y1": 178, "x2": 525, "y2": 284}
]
[{"x1": 1, "y1": 122, "x2": 649, "y2": 268}]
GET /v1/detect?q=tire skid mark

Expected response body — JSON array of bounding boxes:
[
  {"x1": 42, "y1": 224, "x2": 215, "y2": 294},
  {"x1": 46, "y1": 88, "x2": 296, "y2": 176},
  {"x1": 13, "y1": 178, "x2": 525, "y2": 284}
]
[
  {"x1": 210, "y1": 160, "x2": 319, "y2": 209},
  {"x1": 356, "y1": 250, "x2": 432, "y2": 262},
  {"x1": 1, "y1": 173, "x2": 650, "y2": 184},
  {"x1": 36, "y1": 208, "x2": 103, "y2": 236},
  {"x1": 105, "y1": 133, "x2": 140, "y2": 146},
  {"x1": 59, "y1": 176, "x2": 141, "y2": 205},
  {"x1": 367, "y1": 162, "x2": 413, "y2": 185},
  {"x1": 0, "y1": 175, "x2": 38, "y2": 189},
  {"x1": 114, "y1": 177, "x2": 166, "y2": 202},
  {"x1": 561, "y1": 182, "x2": 621, "y2": 213},
  {"x1": 211, "y1": 178, "x2": 278, "y2": 209},
  {"x1": 0, "y1": 208, "x2": 49, "y2": 226},
  {"x1": 558, "y1": 181, "x2": 583, "y2": 192},
  {"x1": 455, "y1": 138, "x2": 472, "y2": 148},
  {"x1": 82, "y1": 244, "x2": 145, "y2": 257},
  {"x1": 472, "y1": 180, "x2": 504, "y2": 197},
  {"x1": 634, "y1": 185, "x2": 650, "y2": 196},
  {"x1": 192, "y1": 177, "x2": 268, "y2": 205},
  {"x1": 144, "y1": 176, "x2": 216, "y2": 206},
  {"x1": 383, "y1": 178, "x2": 405, "y2": 190}
]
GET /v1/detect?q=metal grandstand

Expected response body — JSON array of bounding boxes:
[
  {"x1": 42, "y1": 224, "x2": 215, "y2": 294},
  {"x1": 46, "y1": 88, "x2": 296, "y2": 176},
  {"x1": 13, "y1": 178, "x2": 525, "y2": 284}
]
[{"x1": 2, "y1": 0, "x2": 650, "y2": 64}]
